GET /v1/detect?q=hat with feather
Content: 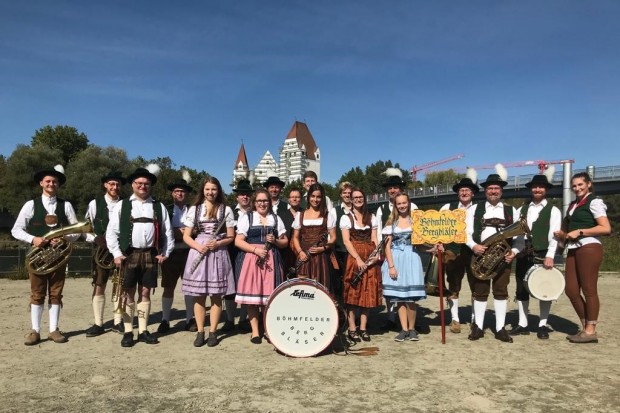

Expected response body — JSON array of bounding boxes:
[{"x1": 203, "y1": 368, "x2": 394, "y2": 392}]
[
  {"x1": 382, "y1": 168, "x2": 406, "y2": 188},
  {"x1": 127, "y1": 163, "x2": 161, "y2": 186},
  {"x1": 452, "y1": 168, "x2": 479, "y2": 193},
  {"x1": 34, "y1": 164, "x2": 66, "y2": 186},
  {"x1": 480, "y1": 164, "x2": 509, "y2": 188},
  {"x1": 167, "y1": 170, "x2": 193, "y2": 192},
  {"x1": 525, "y1": 165, "x2": 554, "y2": 189}
]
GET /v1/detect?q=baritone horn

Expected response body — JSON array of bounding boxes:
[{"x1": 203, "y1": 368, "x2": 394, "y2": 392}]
[
  {"x1": 94, "y1": 245, "x2": 115, "y2": 270},
  {"x1": 25, "y1": 221, "x2": 93, "y2": 275}
]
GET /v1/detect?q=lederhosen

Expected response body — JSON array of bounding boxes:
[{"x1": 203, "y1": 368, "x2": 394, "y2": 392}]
[
  {"x1": 161, "y1": 203, "x2": 189, "y2": 290},
  {"x1": 118, "y1": 199, "x2": 164, "y2": 289},
  {"x1": 28, "y1": 197, "x2": 69, "y2": 306},
  {"x1": 332, "y1": 204, "x2": 350, "y2": 300},
  {"x1": 297, "y1": 211, "x2": 331, "y2": 292},
  {"x1": 468, "y1": 203, "x2": 513, "y2": 301},
  {"x1": 444, "y1": 201, "x2": 474, "y2": 297},
  {"x1": 92, "y1": 195, "x2": 116, "y2": 285},
  {"x1": 515, "y1": 202, "x2": 553, "y2": 301}
]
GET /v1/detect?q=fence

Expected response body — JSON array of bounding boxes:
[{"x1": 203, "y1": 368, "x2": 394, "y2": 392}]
[{"x1": 0, "y1": 242, "x2": 95, "y2": 278}]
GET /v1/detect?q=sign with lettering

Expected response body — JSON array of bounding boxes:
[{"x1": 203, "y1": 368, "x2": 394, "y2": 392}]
[{"x1": 411, "y1": 209, "x2": 466, "y2": 245}]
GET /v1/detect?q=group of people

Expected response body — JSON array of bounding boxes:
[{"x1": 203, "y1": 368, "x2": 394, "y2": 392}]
[{"x1": 12, "y1": 162, "x2": 610, "y2": 349}]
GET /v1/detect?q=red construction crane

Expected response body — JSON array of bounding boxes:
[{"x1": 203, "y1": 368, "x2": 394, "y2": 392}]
[
  {"x1": 411, "y1": 153, "x2": 464, "y2": 182},
  {"x1": 455, "y1": 159, "x2": 575, "y2": 174}
]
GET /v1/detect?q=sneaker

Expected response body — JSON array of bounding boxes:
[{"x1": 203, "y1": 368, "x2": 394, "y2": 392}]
[
  {"x1": 206, "y1": 332, "x2": 218, "y2": 347},
  {"x1": 48, "y1": 329, "x2": 68, "y2": 343},
  {"x1": 408, "y1": 330, "x2": 419, "y2": 341},
  {"x1": 85, "y1": 324, "x2": 105, "y2": 337},
  {"x1": 24, "y1": 330, "x2": 41, "y2": 346},
  {"x1": 394, "y1": 330, "x2": 408, "y2": 342},
  {"x1": 157, "y1": 320, "x2": 170, "y2": 334},
  {"x1": 112, "y1": 323, "x2": 125, "y2": 334},
  {"x1": 449, "y1": 320, "x2": 461, "y2": 334}
]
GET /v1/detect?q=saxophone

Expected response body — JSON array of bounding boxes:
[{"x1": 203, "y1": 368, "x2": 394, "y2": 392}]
[
  {"x1": 26, "y1": 221, "x2": 93, "y2": 275},
  {"x1": 470, "y1": 217, "x2": 530, "y2": 280}
]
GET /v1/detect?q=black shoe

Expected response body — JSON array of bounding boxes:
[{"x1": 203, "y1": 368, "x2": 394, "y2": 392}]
[
  {"x1": 85, "y1": 324, "x2": 105, "y2": 337},
  {"x1": 121, "y1": 332, "x2": 134, "y2": 347},
  {"x1": 468, "y1": 324, "x2": 484, "y2": 341},
  {"x1": 237, "y1": 320, "x2": 251, "y2": 333},
  {"x1": 206, "y1": 332, "x2": 218, "y2": 347},
  {"x1": 250, "y1": 336, "x2": 262, "y2": 344},
  {"x1": 185, "y1": 318, "x2": 198, "y2": 332},
  {"x1": 157, "y1": 320, "x2": 170, "y2": 334},
  {"x1": 193, "y1": 332, "x2": 205, "y2": 347},
  {"x1": 537, "y1": 326, "x2": 550, "y2": 340},
  {"x1": 112, "y1": 323, "x2": 125, "y2": 334},
  {"x1": 138, "y1": 330, "x2": 159, "y2": 345},
  {"x1": 494, "y1": 328, "x2": 513, "y2": 343},
  {"x1": 359, "y1": 330, "x2": 371, "y2": 342},
  {"x1": 220, "y1": 321, "x2": 235, "y2": 332},
  {"x1": 509, "y1": 325, "x2": 530, "y2": 336}
]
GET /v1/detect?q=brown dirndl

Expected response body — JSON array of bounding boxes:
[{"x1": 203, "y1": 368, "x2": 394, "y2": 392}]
[
  {"x1": 297, "y1": 211, "x2": 331, "y2": 291},
  {"x1": 343, "y1": 224, "x2": 382, "y2": 308}
]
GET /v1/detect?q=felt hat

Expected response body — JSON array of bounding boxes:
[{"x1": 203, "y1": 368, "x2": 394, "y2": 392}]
[
  {"x1": 100, "y1": 171, "x2": 127, "y2": 185},
  {"x1": 233, "y1": 179, "x2": 255, "y2": 193},
  {"x1": 263, "y1": 176, "x2": 285, "y2": 188},
  {"x1": 34, "y1": 165, "x2": 66, "y2": 186}
]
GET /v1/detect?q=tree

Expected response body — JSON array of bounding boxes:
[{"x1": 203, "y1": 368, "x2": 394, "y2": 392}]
[
  {"x1": 31, "y1": 125, "x2": 89, "y2": 164},
  {"x1": 423, "y1": 169, "x2": 464, "y2": 189}
]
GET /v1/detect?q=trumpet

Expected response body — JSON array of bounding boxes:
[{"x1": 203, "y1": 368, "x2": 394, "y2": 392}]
[{"x1": 110, "y1": 266, "x2": 126, "y2": 315}]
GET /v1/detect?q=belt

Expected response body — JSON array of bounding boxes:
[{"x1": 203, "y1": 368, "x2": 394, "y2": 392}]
[{"x1": 127, "y1": 247, "x2": 156, "y2": 253}]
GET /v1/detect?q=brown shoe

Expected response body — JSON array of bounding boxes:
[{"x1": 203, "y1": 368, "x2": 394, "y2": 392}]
[
  {"x1": 24, "y1": 330, "x2": 41, "y2": 346},
  {"x1": 449, "y1": 320, "x2": 461, "y2": 334},
  {"x1": 48, "y1": 329, "x2": 68, "y2": 343},
  {"x1": 568, "y1": 331, "x2": 598, "y2": 344}
]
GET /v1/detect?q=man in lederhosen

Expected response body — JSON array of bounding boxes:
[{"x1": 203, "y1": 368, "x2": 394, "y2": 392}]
[
  {"x1": 332, "y1": 181, "x2": 353, "y2": 303},
  {"x1": 511, "y1": 171, "x2": 561, "y2": 339},
  {"x1": 12, "y1": 165, "x2": 80, "y2": 345},
  {"x1": 439, "y1": 172, "x2": 479, "y2": 334},
  {"x1": 466, "y1": 168, "x2": 519, "y2": 343},
  {"x1": 157, "y1": 175, "x2": 195, "y2": 334},
  {"x1": 106, "y1": 166, "x2": 174, "y2": 347},
  {"x1": 84, "y1": 171, "x2": 126, "y2": 337}
]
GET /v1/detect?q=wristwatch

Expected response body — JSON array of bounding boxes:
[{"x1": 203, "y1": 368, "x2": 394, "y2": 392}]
[{"x1": 579, "y1": 230, "x2": 584, "y2": 237}]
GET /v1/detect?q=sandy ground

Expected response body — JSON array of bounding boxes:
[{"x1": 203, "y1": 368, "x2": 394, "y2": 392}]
[{"x1": 1, "y1": 274, "x2": 619, "y2": 413}]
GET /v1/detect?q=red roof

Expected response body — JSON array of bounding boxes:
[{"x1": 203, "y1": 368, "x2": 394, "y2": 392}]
[
  {"x1": 234, "y1": 143, "x2": 249, "y2": 167},
  {"x1": 286, "y1": 121, "x2": 317, "y2": 160}
]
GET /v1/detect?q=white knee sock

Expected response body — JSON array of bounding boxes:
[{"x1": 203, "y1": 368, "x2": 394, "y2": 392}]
[
  {"x1": 31, "y1": 304, "x2": 44, "y2": 333},
  {"x1": 49, "y1": 304, "x2": 61, "y2": 332},
  {"x1": 450, "y1": 298, "x2": 460, "y2": 323},
  {"x1": 123, "y1": 302, "x2": 135, "y2": 333},
  {"x1": 92, "y1": 295, "x2": 105, "y2": 326},
  {"x1": 539, "y1": 301, "x2": 551, "y2": 327},
  {"x1": 494, "y1": 299, "x2": 508, "y2": 331},
  {"x1": 473, "y1": 300, "x2": 487, "y2": 330},
  {"x1": 184, "y1": 295, "x2": 195, "y2": 321},
  {"x1": 517, "y1": 300, "x2": 529, "y2": 328},
  {"x1": 137, "y1": 301, "x2": 151, "y2": 333},
  {"x1": 161, "y1": 296, "x2": 173, "y2": 322},
  {"x1": 225, "y1": 299, "x2": 236, "y2": 322}
]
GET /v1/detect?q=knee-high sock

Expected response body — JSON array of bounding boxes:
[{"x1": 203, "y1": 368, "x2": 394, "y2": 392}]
[
  {"x1": 494, "y1": 299, "x2": 508, "y2": 331},
  {"x1": 225, "y1": 299, "x2": 236, "y2": 322},
  {"x1": 123, "y1": 302, "x2": 136, "y2": 333},
  {"x1": 473, "y1": 300, "x2": 487, "y2": 330},
  {"x1": 517, "y1": 299, "x2": 529, "y2": 327},
  {"x1": 450, "y1": 298, "x2": 460, "y2": 322},
  {"x1": 184, "y1": 295, "x2": 195, "y2": 321},
  {"x1": 539, "y1": 301, "x2": 551, "y2": 327},
  {"x1": 49, "y1": 304, "x2": 61, "y2": 332},
  {"x1": 161, "y1": 296, "x2": 173, "y2": 322},
  {"x1": 31, "y1": 304, "x2": 44, "y2": 333},
  {"x1": 137, "y1": 301, "x2": 151, "y2": 333},
  {"x1": 92, "y1": 295, "x2": 105, "y2": 326}
]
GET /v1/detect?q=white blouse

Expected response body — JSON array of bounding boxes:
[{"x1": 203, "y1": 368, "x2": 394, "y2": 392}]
[
  {"x1": 292, "y1": 211, "x2": 336, "y2": 230},
  {"x1": 236, "y1": 212, "x2": 287, "y2": 237},
  {"x1": 339, "y1": 214, "x2": 378, "y2": 230}
]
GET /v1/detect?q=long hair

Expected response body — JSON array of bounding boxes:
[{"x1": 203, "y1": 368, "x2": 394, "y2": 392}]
[
  {"x1": 306, "y1": 183, "x2": 327, "y2": 217},
  {"x1": 192, "y1": 177, "x2": 226, "y2": 219},
  {"x1": 571, "y1": 172, "x2": 595, "y2": 193},
  {"x1": 251, "y1": 188, "x2": 273, "y2": 213},
  {"x1": 351, "y1": 187, "x2": 371, "y2": 227},
  {"x1": 385, "y1": 192, "x2": 410, "y2": 227}
]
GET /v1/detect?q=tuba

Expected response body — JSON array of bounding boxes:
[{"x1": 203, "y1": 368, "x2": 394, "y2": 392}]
[
  {"x1": 26, "y1": 221, "x2": 93, "y2": 275},
  {"x1": 471, "y1": 217, "x2": 530, "y2": 280}
]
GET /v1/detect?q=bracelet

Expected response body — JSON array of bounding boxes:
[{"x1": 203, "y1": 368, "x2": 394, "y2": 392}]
[
  {"x1": 253, "y1": 247, "x2": 257, "y2": 254},
  {"x1": 389, "y1": 265, "x2": 395, "y2": 269}
]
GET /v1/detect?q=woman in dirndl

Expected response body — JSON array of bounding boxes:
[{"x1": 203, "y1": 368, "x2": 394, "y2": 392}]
[
  {"x1": 235, "y1": 188, "x2": 288, "y2": 344},
  {"x1": 341, "y1": 188, "x2": 382, "y2": 343},
  {"x1": 291, "y1": 183, "x2": 336, "y2": 291},
  {"x1": 182, "y1": 177, "x2": 235, "y2": 347},
  {"x1": 381, "y1": 192, "x2": 426, "y2": 342}
]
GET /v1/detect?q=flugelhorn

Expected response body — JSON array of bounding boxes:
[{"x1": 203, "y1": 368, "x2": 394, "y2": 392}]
[{"x1": 26, "y1": 221, "x2": 93, "y2": 275}]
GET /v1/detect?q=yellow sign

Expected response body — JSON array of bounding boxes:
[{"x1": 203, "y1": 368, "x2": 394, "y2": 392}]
[{"x1": 411, "y1": 209, "x2": 466, "y2": 245}]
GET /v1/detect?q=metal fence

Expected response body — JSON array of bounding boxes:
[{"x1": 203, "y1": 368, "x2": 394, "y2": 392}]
[{"x1": 0, "y1": 241, "x2": 95, "y2": 277}]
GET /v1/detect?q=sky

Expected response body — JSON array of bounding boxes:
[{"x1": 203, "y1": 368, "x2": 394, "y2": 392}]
[{"x1": 1, "y1": 1, "x2": 619, "y2": 186}]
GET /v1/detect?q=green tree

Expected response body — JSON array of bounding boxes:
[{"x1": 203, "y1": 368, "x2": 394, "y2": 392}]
[
  {"x1": 423, "y1": 169, "x2": 464, "y2": 189},
  {"x1": 31, "y1": 125, "x2": 89, "y2": 164}
]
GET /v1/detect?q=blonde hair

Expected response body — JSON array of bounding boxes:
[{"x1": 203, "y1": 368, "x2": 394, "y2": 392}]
[{"x1": 384, "y1": 192, "x2": 410, "y2": 227}]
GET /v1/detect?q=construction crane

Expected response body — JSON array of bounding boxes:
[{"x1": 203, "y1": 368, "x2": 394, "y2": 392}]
[
  {"x1": 456, "y1": 159, "x2": 575, "y2": 174},
  {"x1": 411, "y1": 153, "x2": 464, "y2": 183}
]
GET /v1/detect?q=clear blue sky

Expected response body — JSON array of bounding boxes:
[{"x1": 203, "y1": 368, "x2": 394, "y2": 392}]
[{"x1": 1, "y1": 1, "x2": 618, "y2": 185}]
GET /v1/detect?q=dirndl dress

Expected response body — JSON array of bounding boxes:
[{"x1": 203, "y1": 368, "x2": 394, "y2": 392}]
[
  {"x1": 296, "y1": 211, "x2": 332, "y2": 292},
  {"x1": 381, "y1": 224, "x2": 426, "y2": 302}
]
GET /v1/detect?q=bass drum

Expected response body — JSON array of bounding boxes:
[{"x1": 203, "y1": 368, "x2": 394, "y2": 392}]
[
  {"x1": 264, "y1": 278, "x2": 339, "y2": 358},
  {"x1": 524, "y1": 265, "x2": 565, "y2": 301}
]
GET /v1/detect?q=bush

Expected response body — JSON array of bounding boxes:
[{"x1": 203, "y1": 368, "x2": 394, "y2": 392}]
[{"x1": 601, "y1": 236, "x2": 620, "y2": 272}]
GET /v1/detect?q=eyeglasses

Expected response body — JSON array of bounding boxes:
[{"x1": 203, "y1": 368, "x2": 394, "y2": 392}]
[
  {"x1": 352, "y1": 196, "x2": 364, "y2": 200},
  {"x1": 255, "y1": 199, "x2": 269, "y2": 203},
  {"x1": 173, "y1": 189, "x2": 186, "y2": 193},
  {"x1": 133, "y1": 181, "x2": 150, "y2": 187}
]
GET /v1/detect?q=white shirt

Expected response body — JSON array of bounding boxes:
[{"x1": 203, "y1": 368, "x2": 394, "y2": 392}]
[
  {"x1": 183, "y1": 205, "x2": 235, "y2": 229},
  {"x1": 466, "y1": 201, "x2": 520, "y2": 255},
  {"x1": 376, "y1": 201, "x2": 418, "y2": 242},
  {"x1": 440, "y1": 201, "x2": 475, "y2": 212},
  {"x1": 516, "y1": 200, "x2": 562, "y2": 258},
  {"x1": 106, "y1": 194, "x2": 174, "y2": 259},
  {"x1": 84, "y1": 194, "x2": 121, "y2": 243},
  {"x1": 292, "y1": 211, "x2": 336, "y2": 230},
  {"x1": 566, "y1": 197, "x2": 607, "y2": 249},
  {"x1": 339, "y1": 214, "x2": 378, "y2": 230},
  {"x1": 12, "y1": 194, "x2": 79, "y2": 244},
  {"x1": 170, "y1": 203, "x2": 189, "y2": 249},
  {"x1": 236, "y1": 212, "x2": 287, "y2": 237}
]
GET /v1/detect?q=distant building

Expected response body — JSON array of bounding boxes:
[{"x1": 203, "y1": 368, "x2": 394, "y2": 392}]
[
  {"x1": 254, "y1": 150, "x2": 279, "y2": 184},
  {"x1": 232, "y1": 143, "x2": 250, "y2": 183}
]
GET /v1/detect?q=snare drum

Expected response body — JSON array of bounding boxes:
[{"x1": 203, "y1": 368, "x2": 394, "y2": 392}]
[
  {"x1": 524, "y1": 265, "x2": 565, "y2": 301},
  {"x1": 264, "y1": 278, "x2": 339, "y2": 358}
]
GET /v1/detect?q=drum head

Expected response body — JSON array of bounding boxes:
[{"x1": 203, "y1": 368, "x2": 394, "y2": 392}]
[
  {"x1": 524, "y1": 265, "x2": 565, "y2": 301},
  {"x1": 264, "y1": 279, "x2": 339, "y2": 358}
]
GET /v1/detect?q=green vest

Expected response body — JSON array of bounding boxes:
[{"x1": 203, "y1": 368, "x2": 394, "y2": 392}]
[
  {"x1": 445, "y1": 201, "x2": 464, "y2": 254},
  {"x1": 520, "y1": 202, "x2": 552, "y2": 251},
  {"x1": 473, "y1": 202, "x2": 513, "y2": 245},
  {"x1": 380, "y1": 203, "x2": 391, "y2": 226},
  {"x1": 93, "y1": 195, "x2": 113, "y2": 236},
  {"x1": 568, "y1": 196, "x2": 597, "y2": 231},
  {"x1": 28, "y1": 197, "x2": 69, "y2": 237},
  {"x1": 118, "y1": 199, "x2": 164, "y2": 253}
]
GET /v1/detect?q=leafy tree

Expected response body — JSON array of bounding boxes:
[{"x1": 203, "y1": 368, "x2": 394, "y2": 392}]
[
  {"x1": 338, "y1": 166, "x2": 366, "y2": 191},
  {"x1": 31, "y1": 125, "x2": 89, "y2": 164},
  {"x1": 423, "y1": 169, "x2": 465, "y2": 192}
]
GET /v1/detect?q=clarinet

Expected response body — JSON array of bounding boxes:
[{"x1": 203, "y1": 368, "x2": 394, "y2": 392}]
[
  {"x1": 286, "y1": 232, "x2": 329, "y2": 279},
  {"x1": 189, "y1": 213, "x2": 228, "y2": 273},
  {"x1": 256, "y1": 227, "x2": 275, "y2": 266},
  {"x1": 350, "y1": 238, "x2": 386, "y2": 287}
]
